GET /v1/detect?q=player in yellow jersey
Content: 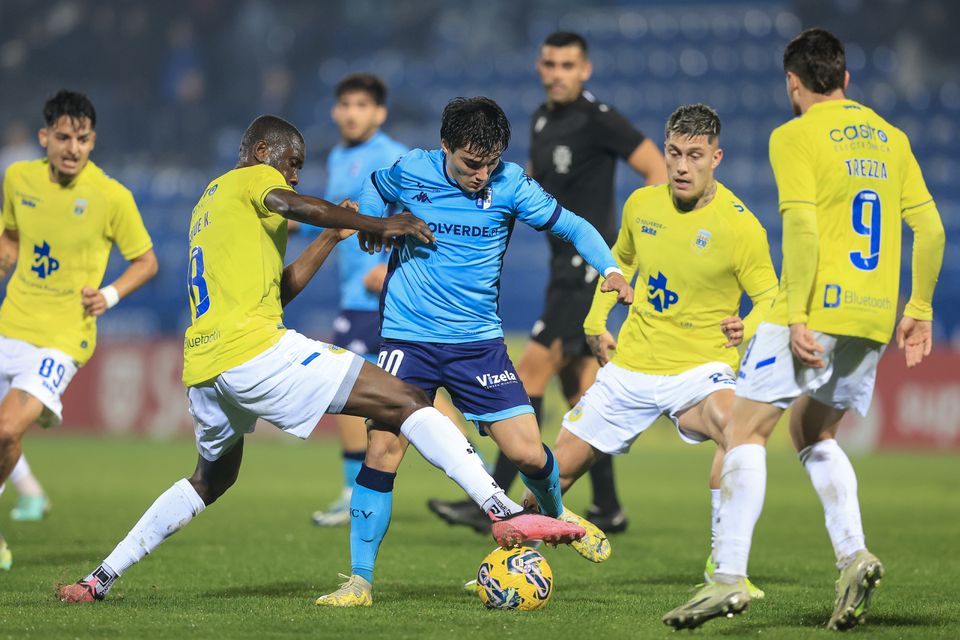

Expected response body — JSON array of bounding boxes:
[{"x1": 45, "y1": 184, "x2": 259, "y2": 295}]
[
  {"x1": 0, "y1": 91, "x2": 158, "y2": 571},
  {"x1": 59, "y1": 115, "x2": 585, "y2": 605},
  {"x1": 523, "y1": 104, "x2": 777, "y2": 582},
  {"x1": 663, "y1": 29, "x2": 945, "y2": 632}
]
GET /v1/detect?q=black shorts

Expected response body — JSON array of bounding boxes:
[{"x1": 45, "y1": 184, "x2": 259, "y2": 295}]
[{"x1": 530, "y1": 285, "x2": 594, "y2": 357}]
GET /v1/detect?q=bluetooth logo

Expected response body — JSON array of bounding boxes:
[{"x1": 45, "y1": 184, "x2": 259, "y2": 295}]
[{"x1": 647, "y1": 271, "x2": 678, "y2": 312}]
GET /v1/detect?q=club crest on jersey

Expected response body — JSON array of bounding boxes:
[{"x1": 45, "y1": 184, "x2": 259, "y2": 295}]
[
  {"x1": 31, "y1": 241, "x2": 59, "y2": 279},
  {"x1": 73, "y1": 198, "x2": 87, "y2": 216},
  {"x1": 476, "y1": 187, "x2": 493, "y2": 210},
  {"x1": 567, "y1": 403, "x2": 584, "y2": 422},
  {"x1": 691, "y1": 229, "x2": 712, "y2": 253},
  {"x1": 647, "y1": 271, "x2": 678, "y2": 312}
]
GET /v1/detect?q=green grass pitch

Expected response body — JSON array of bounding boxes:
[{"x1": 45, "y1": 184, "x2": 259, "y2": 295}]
[{"x1": 2, "y1": 428, "x2": 957, "y2": 639}]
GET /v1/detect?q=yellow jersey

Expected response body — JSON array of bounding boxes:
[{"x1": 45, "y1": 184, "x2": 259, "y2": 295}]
[
  {"x1": 768, "y1": 99, "x2": 936, "y2": 343},
  {"x1": 0, "y1": 159, "x2": 152, "y2": 365},
  {"x1": 584, "y1": 182, "x2": 778, "y2": 375},
  {"x1": 182, "y1": 164, "x2": 294, "y2": 385}
]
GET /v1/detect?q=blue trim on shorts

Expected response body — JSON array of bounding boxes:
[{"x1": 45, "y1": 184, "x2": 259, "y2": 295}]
[
  {"x1": 755, "y1": 356, "x2": 777, "y2": 369},
  {"x1": 462, "y1": 404, "x2": 534, "y2": 424}
]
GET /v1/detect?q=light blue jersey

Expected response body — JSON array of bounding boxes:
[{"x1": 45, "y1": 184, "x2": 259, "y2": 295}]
[
  {"x1": 312, "y1": 131, "x2": 407, "y2": 312},
  {"x1": 359, "y1": 148, "x2": 619, "y2": 343}
]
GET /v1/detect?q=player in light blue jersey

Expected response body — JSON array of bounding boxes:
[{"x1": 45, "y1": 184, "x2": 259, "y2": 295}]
[
  {"x1": 317, "y1": 97, "x2": 634, "y2": 607},
  {"x1": 307, "y1": 74, "x2": 408, "y2": 527}
]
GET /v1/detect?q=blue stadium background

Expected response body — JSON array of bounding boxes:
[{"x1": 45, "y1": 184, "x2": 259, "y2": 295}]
[{"x1": 1, "y1": 0, "x2": 956, "y2": 344}]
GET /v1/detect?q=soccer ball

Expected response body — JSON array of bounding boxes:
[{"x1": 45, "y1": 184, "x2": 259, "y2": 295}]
[{"x1": 476, "y1": 546, "x2": 553, "y2": 611}]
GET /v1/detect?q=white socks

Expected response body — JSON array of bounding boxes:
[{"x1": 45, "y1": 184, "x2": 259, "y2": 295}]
[
  {"x1": 10, "y1": 454, "x2": 43, "y2": 497},
  {"x1": 800, "y1": 438, "x2": 866, "y2": 567},
  {"x1": 400, "y1": 407, "x2": 520, "y2": 513},
  {"x1": 103, "y1": 479, "x2": 206, "y2": 576},
  {"x1": 715, "y1": 444, "x2": 767, "y2": 579},
  {"x1": 710, "y1": 488, "x2": 721, "y2": 562}
]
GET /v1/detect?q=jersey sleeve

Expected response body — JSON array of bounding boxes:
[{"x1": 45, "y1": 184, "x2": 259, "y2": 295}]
[
  {"x1": 359, "y1": 155, "x2": 406, "y2": 217},
  {"x1": 733, "y1": 214, "x2": 780, "y2": 337},
  {"x1": 511, "y1": 170, "x2": 562, "y2": 229},
  {"x1": 769, "y1": 123, "x2": 817, "y2": 213},
  {"x1": 734, "y1": 214, "x2": 779, "y2": 300},
  {"x1": 247, "y1": 165, "x2": 294, "y2": 218},
  {"x1": 2, "y1": 166, "x2": 17, "y2": 231},
  {"x1": 108, "y1": 186, "x2": 153, "y2": 260},
  {"x1": 898, "y1": 133, "x2": 936, "y2": 218},
  {"x1": 592, "y1": 105, "x2": 646, "y2": 160},
  {"x1": 583, "y1": 197, "x2": 639, "y2": 335}
]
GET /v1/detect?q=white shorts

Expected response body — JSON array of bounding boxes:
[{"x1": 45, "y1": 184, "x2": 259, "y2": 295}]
[
  {"x1": 188, "y1": 330, "x2": 364, "y2": 461},
  {"x1": 0, "y1": 335, "x2": 79, "y2": 428},
  {"x1": 562, "y1": 361, "x2": 737, "y2": 455},
  {"x1": 735, "y1": 322, "x2": 884, "y2": 416}
]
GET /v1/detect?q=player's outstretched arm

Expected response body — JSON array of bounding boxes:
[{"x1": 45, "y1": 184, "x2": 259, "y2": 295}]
[
  {"x1": 281, "y1": 228, "x2": 354, "y2": 308},
  {"x1": 264, "y1": 189, "x2": 434, "y2": 245},
  {"x1": 0, "y1": 229, "x2": 18, "y2": 282},
  {"x1": 546, "y1": 208, "x2": 633, "y2": 303},
  {"x1": 81, "y1": 249, "x2": 158, "y2": 317},
  {"x1": 898, "y1": 205, "x2": 945, "y2": 367}
]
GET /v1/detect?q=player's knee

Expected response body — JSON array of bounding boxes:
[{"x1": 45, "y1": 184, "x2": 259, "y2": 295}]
[{"x1": 393, "y1": 384, "x2": 431, "y2": 422}]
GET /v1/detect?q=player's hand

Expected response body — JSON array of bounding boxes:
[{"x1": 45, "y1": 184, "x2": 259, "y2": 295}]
[
  {"x1": 380, "y1": 212, "x2": 435, "y2": 246},
  {"x1": 316, "y1": 201, "x2": 359, "y2": 241},
  {"x1": 789, "y1": 322, "x2": 825, "y2": 369},
  {"x1": 357, "y1": 230, "x2": 382, "y2": 253},
  {"x1": 896, "y1": 316, "x2": 932, "y2": 368},
  {"x1": 81, "y1": 286, "x2": 108, "y2": 317},
  {"x1": 585, "y1": 332, "x2": 617, "y2": 367},
  {"x1": 599, "y1": 272, "x2": 633, "y2": 305},
  {"x1": 720, "y1": 316, "x2": 745, "y2": 347}
]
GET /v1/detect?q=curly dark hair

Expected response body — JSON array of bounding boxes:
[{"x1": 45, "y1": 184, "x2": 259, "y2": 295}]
[{"x1": 440, "y1": 97, "x2": 511, "y2": 157}]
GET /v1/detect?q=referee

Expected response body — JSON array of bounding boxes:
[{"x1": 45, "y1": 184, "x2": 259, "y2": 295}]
[{"x1": 428, "y1": 32, "x2": 666, "y2": 534}]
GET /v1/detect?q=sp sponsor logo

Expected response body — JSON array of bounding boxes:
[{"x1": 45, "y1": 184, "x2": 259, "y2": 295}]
[
  {"x1": 647, "y1": 271, "x2": 678, "y2": 312},
  {"x1": 475, "y1": 370, "x2": 518, "y2": 388},
  {"x1": 31, "y1": 241, "x2": 60, "y2": 279}
]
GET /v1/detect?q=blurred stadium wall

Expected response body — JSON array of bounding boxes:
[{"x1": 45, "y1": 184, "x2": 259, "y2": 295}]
[{"x1": 1, "y1": 0, "x2": 957, "y2": 449}]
